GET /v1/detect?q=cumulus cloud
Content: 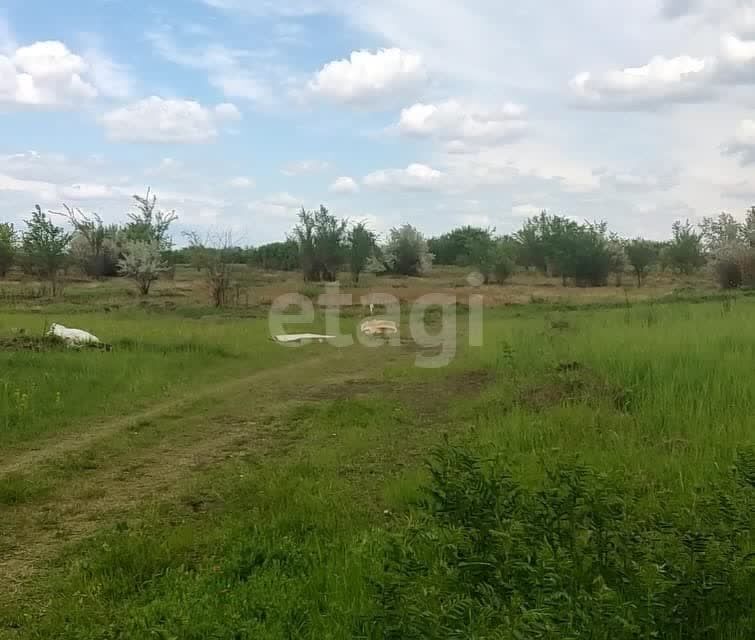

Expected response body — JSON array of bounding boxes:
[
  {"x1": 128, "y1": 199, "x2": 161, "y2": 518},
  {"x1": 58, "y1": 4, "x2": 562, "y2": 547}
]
[
  {"x1": 363, "y1": 163, "x2": 444, "y2": 191},
  {"x1": 398, "y1": 100, "x2": 528, "y2": 142},
  {"x1": 329, "y1": 176, "x2": 359, "y2": 194},
  {"x1": 0, "y1": 38, "x2": 132, "y2": 108},
  {"x1": 0, "y1": 40, "x2": 98, "y2": 106},
  {"x1": 571, "y1": 55, "x2": 714, "y2": 109},
  {"x1": 308, "y1": 48, "x2": 426, "y2": 105},
  {"x1": 101, "y1": 97, "x2": 241, "y2": 143},
  {"x1": 281, "y1": 160, "x2": 330, "y2": 176}
]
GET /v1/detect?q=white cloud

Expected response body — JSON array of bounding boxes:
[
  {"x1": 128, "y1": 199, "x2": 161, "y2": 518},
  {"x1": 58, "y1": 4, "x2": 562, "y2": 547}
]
[
  {"x1": 511, "y1": 203, "x2": 543, "y2": 218},
  {"x1": 0, "y1": 40, "x2": 98, "y2": 106},
  {"x1": 228, "y1": 176, "x2": 255, "y2": 188},
  {"x1": 101, "y1": 97, "x2": 241, "y2": 143},
  {"x1": 398, "y1": 100, "x2": 528, "y2": 142},
  {"x1": 724, "y1": 119, "x2": 755, "y2": 165},
  {"x1": 363, "y1": 163, "x2": 444, "y2": 191},
  {"x1": 59, "y1": 183, "x2": 114, "y2": 200},
  {"x1": 329, "y1": 176, "x2": 359, "y2": 194},
  {"x1": 281, "y1": 160, "x2": 330, "y2": 176},
  {"x1": 571, "y1": 55, "x2": 714, "y2": 109},
  {"x1": 248, "y1": 192, "x2": 303, "y2": 218},
  {"x1": 308, "y1": 48, "x2": 426, "y2": 105}
]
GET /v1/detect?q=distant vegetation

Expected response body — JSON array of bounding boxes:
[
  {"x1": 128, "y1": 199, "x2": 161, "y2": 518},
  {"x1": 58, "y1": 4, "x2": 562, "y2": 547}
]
[{"x1": 1, "y1": 192, "x2": 754, "y2": 300}]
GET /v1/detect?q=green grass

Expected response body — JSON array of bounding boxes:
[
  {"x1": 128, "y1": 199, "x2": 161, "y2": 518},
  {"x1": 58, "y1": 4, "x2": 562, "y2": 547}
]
[
  {"x1": 1, "y1": 297, "x2": 754, "y2": 638},
  {"x1": 0, "y1": 310, "x2": 312, "y2": 447}
]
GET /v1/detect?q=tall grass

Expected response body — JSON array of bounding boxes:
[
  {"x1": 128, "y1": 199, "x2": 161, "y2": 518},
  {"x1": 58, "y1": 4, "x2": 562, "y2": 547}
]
[
  {"x1": 1, "y1": 298, "x2": 753, "y2": 638},
  {"x1": 0, "y1": 310, "x2": 303, "y2": 446}
]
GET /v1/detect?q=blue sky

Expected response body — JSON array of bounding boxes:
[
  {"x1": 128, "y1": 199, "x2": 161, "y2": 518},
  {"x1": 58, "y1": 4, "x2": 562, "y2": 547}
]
[{"x1": 2, "y1": 0, "x2": 755, "y2": 244}]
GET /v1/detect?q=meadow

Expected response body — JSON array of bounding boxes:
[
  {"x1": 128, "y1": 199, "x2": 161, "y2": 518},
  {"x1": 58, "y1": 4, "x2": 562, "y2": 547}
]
[{"x1": 0, "y1": 268, "x2": 753, "y2": 639}]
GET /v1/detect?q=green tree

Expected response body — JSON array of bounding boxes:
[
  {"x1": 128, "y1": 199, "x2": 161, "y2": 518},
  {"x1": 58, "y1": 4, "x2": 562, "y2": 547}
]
[
  {"x1": 248, "y1": 241, "x2": 299, "y2": 271},
  {"x1": 430, "y1": 226, "x2": 493, "y2": 266},
  {"x1": 572, "y1": 221, "x2": 612, "y2": 287},
  {"x1": 625, "y1": 239, "x2": 659, "y2": 287},
  {"x1": 0, "y1": 222, "x2": 17, "y2": 278},
  {"x1": 347, "y1": 222, "x2": 376, "y2": 284},
  {"x1": 514, "y1": 211, "x2": 550, "y2": 273},
  {"x1": 382, "y1": 224, "x2": 434, "y2": 276},
  {"x1": 665, "y1": 220, "x2": 706, "y2": 275},
  {"x1": 492, "y1": 241, "x2": 516, "y2": 284},
  {"x1": 291, "y1": 206, "x2": 347, "y2": 282},
  {"x1": 313, "y1": 206, "x2": 347, "y2": 282},
  {"x1": 22, "y1": 205, "x2": 72, "y2": 295},
  {"x1": 465, "y1": 231, "x2": 498, "y2": 283},
  {"x1": 124, "y1": 188, "x2": 178, "y2": 251},
  {"x1": 699, "y1": 213, "x2": 746, "y2": 253}
]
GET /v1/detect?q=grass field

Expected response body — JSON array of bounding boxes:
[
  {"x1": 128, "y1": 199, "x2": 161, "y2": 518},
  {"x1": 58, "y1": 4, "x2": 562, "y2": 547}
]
[{"x1": 0, "y1": 270, "x2": 753, "y2": 638}]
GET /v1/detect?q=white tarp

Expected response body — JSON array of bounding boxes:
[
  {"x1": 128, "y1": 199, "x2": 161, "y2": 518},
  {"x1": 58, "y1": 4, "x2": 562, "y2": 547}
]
[{"x1": 273, "y1": 333, "x2": 337, "y2": 344}]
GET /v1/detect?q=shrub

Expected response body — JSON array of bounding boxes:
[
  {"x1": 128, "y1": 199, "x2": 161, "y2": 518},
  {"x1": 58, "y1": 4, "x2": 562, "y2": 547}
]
[
  {"x1": 713, "y1": 245, "x2": 755, "y2": 290},
  {"x1": 366, "y1": 445, "x2": 755, "y2": 639},
  {"x1": 716, "y1": 257, "x2": 743, "y2": 289},
  {"x1": 492, "y1": 246, "x2": 515, "y2": 283},
  {"x1": 381, "y1": 225, "x2": 434, "y2": 276}
]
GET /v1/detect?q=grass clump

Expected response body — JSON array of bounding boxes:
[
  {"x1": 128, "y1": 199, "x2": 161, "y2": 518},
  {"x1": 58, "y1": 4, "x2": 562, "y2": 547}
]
[{"x1": 367, "y1": 445, "x2": 755, "y2": 640}]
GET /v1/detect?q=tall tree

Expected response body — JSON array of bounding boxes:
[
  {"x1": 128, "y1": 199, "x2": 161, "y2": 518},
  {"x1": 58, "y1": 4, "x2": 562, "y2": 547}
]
[
  {"x1": 22, "y1": 206, "x2": 72, "y2": 295},
  {"x1": 291, "y1": 206, "x2": 347, "y2": 282},
  {"x1": 124, "y1": 188, "x2": 178, "y2": 251},
  {"x1": 699, "y1": 213, "x2": 746, "y2": 253},
  {"x1": 53, "y1": 205, "x2": 119, "y2": 277},
  {"x1": 347, "y1": 222, "x2": 376, "y2": 284}
]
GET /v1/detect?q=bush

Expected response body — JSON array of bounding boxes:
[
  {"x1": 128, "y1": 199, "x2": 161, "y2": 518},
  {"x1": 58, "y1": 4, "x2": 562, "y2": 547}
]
[
  {"x1": 716, "y1": 258, "x2": 743, "y2": 289},
  {"x1": 382, "y1": 225, "x2": 434, "y2": 276},
  {"x1": 741, "y1": 250, "x2": 755, "y2": 288},
  {"x1": 492, "y1": 247, "x2": 515, "y2": 284},
  {"x1": 367, "y1": 445, "x2": 755, "y2": 639},
  {"x1": 713, "y1": 246, "x2": 755, "y2": 290}
]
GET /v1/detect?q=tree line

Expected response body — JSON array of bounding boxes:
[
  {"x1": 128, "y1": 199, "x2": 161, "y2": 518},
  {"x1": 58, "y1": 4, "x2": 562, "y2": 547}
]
[
  {"x1": 235, "y1": 206, "x2": 754, "y2": 290},
  {"x1": 2, "y1": 195, "x2": 754, "y2": 299},
  {"x1": 0, "y1": 189, "x2": 175, "y2": 295}
]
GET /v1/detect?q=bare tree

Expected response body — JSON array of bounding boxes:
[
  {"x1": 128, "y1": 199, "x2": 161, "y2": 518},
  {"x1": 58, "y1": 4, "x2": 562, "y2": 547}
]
[
  {"x1": 184, "y1": 231, "x2": 238, "y2": 307},
  {"x1": 52, "y1": 205, "x2": 119, "y2": 277}
]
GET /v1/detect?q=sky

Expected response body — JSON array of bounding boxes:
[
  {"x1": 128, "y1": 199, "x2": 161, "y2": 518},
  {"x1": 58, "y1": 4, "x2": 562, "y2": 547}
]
[{"x1": 2, "y1": 0, "x2": 755, "y2": 245}]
